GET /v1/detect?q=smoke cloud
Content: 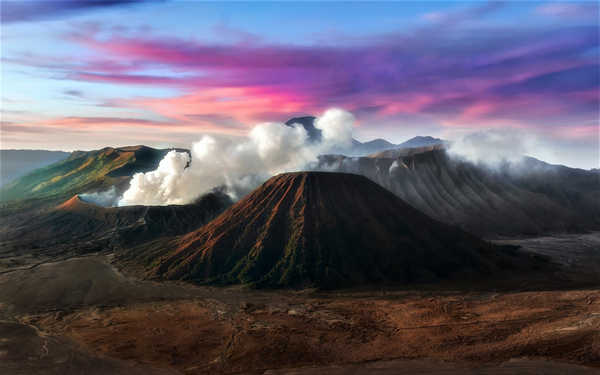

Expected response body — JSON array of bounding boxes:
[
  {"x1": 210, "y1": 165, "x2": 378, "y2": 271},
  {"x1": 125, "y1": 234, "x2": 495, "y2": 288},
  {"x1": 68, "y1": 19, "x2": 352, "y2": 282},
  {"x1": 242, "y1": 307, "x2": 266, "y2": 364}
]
[
  {"x1": 448, "y1": 129, "x2": 533, "y2": 167},
  {"x1": 118, "y1": 108, "x2": 356, "y2": 206},
  {"x1": 79, "y1": 186, "x2": 120, "y2": 207}
]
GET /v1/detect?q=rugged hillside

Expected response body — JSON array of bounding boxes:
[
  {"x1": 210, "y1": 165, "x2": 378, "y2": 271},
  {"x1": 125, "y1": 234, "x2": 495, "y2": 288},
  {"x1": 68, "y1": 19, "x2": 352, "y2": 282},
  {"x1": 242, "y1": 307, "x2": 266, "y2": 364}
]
[
  {"x1": 139, "y1": 172, "x2": 539, "y2": 289},
  {"x1": 0, "y1": 192, "x2": 231, "y2": 258},
  {"x1": 0, "y1": 145, "x2": 186, "y2": 203},
  {"x1": 0, "y1": 150, "x2": 70, "y2": 186},
  {"x1": 318, "y1": 149, "x2": 600, "y2": 236}
]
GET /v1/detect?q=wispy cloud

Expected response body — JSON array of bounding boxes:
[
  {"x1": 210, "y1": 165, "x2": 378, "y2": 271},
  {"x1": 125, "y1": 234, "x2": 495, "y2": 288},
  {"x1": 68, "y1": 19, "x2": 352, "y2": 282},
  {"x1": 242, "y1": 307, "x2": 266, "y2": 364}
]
[
  {"x1": 3, "y1": 116, "x2": 177, "y2": 133},
  {"x1": 34, "y1": 20, "x2": 595, "y2": 133},
  {"x1": 1, "y1": 0, "x2": 163, "y2": 23},
  {"x1": 422, "y1": 1, "x2": 504, "y2": 26},
  {"x1": 47, "y1": 116, "x2": 176, "y2": 128},
  {"x1": 536, "y1": 2, "x2": 599, "y2": 18}
]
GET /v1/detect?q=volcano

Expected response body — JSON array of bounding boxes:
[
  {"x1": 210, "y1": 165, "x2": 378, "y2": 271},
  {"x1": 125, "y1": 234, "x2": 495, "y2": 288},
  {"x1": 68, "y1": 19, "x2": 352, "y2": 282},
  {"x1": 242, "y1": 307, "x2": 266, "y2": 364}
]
[
  {"x1": 0, "y1": 192, "x2": 232, "y2": 257},
  {"x1": 54, "y1": 193, "x2": 231, "y2": 246},
  {"x1": 147, "y1": 172, "x2": 537, "y2": 288}
]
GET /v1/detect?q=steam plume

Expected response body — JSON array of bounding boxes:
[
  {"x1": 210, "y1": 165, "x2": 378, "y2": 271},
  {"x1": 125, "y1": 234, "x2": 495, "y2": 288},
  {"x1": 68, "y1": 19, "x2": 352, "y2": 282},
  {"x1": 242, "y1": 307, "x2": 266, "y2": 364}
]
[
  {"x1": 119, "y1": 108, "x2": 356, "y2": 206},
  {"x1": 448, "y1": 129, "x2": 532, "y2": 166},
  {"x1": 79, "y1": 186, "x2": 120, "y2": 207}
]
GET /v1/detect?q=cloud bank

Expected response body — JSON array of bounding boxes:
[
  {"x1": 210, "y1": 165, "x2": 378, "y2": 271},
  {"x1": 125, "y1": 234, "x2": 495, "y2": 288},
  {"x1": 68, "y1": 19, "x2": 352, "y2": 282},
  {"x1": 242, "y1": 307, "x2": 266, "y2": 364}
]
[
  {"x1": 6, "y1": 7, "x2": 597, "y2": 139},
  {"x1": 448, "y1": 129, "x2": 534, "y2": 167},
  {"x1": 118, "y1": 108, "x2": 356, "y2": 206}
]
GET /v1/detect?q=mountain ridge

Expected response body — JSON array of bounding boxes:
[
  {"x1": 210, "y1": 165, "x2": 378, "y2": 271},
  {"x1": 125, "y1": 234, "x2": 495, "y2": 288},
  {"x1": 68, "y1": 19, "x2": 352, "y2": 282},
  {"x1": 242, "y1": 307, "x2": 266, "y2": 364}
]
[
  {"x1": 284, "y1": 115, "x2": 444, "y2": 155},
  {"x1": 0, "y1": 145, "x2": 187, "y2": 204},
  {"x1": 318, "y1": 149, "x2": 600, "y2": 236}
]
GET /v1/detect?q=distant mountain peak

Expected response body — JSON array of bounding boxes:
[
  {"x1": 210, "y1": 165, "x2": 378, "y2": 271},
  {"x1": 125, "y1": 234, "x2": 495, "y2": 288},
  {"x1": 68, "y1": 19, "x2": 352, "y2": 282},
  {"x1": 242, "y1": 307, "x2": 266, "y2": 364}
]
[
  {"x1": 283, "y1": 115, "x2": 448, "y2": 156},
  {"x1": 362, "y1": 138, "x2": 395, "y2": 146},
  {"x1": 285, "y1": 116, "x2": 321, "y2": 142},
  {"x1": 397, "y1": 136, "x2": 444, "y2": 149}
]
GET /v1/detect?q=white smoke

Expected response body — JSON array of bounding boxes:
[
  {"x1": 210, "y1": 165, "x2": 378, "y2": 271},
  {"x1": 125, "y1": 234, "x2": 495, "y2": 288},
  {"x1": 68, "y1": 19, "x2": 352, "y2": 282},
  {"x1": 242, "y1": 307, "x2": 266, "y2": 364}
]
[
  {"x1": 448, "y1": 129, "x2": 533, "y2": 167},
  {"x1": 118, "y1": 108, "x2": 356, "y2": 206},
  {"x1": 79, "y1": 186, "x2": 120, "y2": 207},
  {"x1": 314, "y1": 108, "x2": 354, "y2": 149},
  {"x1": 119, "y1": 151, "x2": 191, "y2": 206}
]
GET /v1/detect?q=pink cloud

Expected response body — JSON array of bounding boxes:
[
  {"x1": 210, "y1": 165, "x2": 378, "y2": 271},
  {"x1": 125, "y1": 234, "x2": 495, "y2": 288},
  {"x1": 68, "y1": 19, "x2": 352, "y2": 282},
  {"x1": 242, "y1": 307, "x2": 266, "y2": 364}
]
[
  {"x1": 131, "y1": 87, "x2": 312, "y2": 133},
  {"x1": 5, "y1": 21, "x2": 596, "y2": 139},
  {"x1": 551, "y1": 124, "x2": 599, "y2": 140}
]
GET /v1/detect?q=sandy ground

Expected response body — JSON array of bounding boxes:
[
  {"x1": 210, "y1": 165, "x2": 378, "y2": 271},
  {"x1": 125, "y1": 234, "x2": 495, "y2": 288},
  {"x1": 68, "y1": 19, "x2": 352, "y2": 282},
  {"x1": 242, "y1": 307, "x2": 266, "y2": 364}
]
[
  {"x1": 0, "y1": 233, "x2": 598, "y2": 374},
  {"x1": 19, "y1": 288, "x2": 598, "y2": 374},
  {"x1": 264, "y1": 359, "x2": 600, "y2": 374},
  {"x1": 0, "y1": 321, "x2": 178, "y2": 375}
]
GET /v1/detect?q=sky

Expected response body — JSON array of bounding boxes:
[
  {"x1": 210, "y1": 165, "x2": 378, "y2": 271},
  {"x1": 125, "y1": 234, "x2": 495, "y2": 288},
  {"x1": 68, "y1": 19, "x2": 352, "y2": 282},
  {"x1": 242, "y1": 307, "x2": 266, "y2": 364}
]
[{"x1": 1, "y1": 0, "x2": 598, "y2": 168}]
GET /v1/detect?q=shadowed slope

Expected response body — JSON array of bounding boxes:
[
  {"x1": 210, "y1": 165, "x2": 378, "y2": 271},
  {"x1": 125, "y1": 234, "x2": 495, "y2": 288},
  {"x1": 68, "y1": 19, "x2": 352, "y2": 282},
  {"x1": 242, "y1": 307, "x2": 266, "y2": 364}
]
[
  {"x1": 145, "y1": 172, "x2": 538, "y2": 289},
  {"x1": 0, "y1": 192, "x2": 232, "y2": 258},
  {"x1": 319, "y1": 149, "x2": 600, "y2": 236}
]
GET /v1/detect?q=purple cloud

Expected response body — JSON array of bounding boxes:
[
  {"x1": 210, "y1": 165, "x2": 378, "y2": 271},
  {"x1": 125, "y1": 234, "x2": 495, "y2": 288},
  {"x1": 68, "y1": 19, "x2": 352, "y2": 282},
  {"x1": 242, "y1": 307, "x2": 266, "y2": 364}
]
[
  {"x1": 64, "y1": 24, "x2": 598, "y2": 126},
  {"x1": 5, "y1": 10, "x2": 598, "y2": 137}
]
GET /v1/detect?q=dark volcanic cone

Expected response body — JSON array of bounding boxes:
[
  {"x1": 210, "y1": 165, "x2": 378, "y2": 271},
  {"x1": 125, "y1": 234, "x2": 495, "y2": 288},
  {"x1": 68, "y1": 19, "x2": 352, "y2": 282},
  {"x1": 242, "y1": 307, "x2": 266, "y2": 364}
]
[{"x1": 149, "y1": 172, "x2": 537, "y2": 289}]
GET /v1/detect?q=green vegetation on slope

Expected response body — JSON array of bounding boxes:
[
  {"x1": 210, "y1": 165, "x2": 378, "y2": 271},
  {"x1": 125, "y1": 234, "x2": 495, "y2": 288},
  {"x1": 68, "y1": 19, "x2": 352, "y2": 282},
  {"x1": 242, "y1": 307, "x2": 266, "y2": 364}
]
[{"x1": 0, "y1": 146, "x2": 182, "y2": 204}]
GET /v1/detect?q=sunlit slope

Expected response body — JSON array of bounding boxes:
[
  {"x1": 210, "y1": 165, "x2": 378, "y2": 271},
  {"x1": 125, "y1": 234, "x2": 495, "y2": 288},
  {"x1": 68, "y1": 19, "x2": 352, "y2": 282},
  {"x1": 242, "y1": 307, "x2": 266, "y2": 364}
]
[{"x1": 0, "y1": 146, "x2": 183, "y2": 202}]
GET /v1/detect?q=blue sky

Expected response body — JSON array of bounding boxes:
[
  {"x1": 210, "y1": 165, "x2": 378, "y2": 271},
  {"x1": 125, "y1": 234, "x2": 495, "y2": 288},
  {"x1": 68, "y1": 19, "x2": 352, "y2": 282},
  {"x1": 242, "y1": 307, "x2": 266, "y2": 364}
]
[{"x1": 1, "y1": 1, "x2": 598, "y2": 168}]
